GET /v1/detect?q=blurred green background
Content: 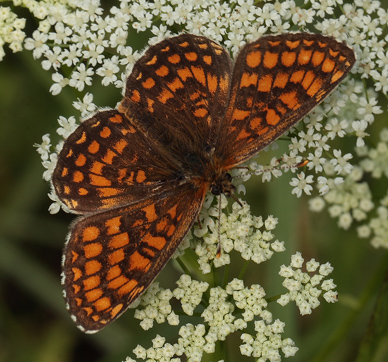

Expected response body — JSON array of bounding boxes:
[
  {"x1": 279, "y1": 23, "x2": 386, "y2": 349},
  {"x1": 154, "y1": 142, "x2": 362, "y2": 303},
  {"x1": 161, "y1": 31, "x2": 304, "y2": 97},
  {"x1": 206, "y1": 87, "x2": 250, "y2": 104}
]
[{"x1": 1, "y1": 10, "x2": 388, "y2": 362}]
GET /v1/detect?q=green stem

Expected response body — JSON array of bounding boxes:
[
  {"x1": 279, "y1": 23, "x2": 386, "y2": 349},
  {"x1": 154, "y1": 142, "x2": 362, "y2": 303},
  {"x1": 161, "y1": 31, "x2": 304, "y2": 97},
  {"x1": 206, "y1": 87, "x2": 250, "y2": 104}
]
[
  {"x1": 222, "y1": 262, "x2": 230, "y2": 288},
  {"x1": 176, "y1": 256, "x2": 192, "y2": 276},
  {"x1": 238, "y1": 260, "x2": 250, "y2": 280},
  {"x1": 266, "y1": 293, "x2": 284, "y2": 303}
]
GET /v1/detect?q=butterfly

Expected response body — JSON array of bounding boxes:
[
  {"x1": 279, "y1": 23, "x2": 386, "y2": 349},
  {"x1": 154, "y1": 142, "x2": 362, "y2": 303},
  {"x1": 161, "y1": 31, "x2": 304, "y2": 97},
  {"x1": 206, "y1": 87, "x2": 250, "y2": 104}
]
[{"x1": 52, "y1": 32, "x2": 355, "y2": 333}]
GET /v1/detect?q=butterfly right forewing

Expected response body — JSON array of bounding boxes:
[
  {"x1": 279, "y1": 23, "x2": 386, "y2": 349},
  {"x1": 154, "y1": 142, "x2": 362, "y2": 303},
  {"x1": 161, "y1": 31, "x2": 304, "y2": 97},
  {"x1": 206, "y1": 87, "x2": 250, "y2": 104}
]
[{"x1": 216, "y1": 33, "x2": 355, "y2": 168}]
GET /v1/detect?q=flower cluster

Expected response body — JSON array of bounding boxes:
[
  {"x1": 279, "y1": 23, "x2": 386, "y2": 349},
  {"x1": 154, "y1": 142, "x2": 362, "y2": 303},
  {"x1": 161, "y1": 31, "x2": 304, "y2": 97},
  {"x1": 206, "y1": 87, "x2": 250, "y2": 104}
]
[
  {"x1": 194, "y1": 197, "x2": 285, "y2": 274},
  {"x1": 277, "y1": 252, "x2": 337, "y2": 315},
  {"x1": 132, "y1": 282, "x2": 178, "y2": 331},
  {"x1": 240, "y1": 320, "x2": 298, "y2": 359},
  {"x1": 0, "y1": 6, "x2": 26, "y2": 61},
  {"x1": 126, "y1": 203, "x2": 335, "y2": 361},
  {"x1": 309, "y1": 126, "x2": 388, "y2": 247},
  {"x1": 355, "y1": 128, "x2": 388, "y2": 248},
  {"x1": 128, "y1": 274, "x2": 300, "y2": 361},
  {"x1": 26, "y1": 0, "x2": 387, "y2": 236}
]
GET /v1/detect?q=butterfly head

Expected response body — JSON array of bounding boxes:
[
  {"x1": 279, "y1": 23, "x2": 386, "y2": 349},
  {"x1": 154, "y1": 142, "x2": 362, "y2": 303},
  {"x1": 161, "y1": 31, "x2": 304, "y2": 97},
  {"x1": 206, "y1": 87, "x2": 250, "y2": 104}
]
[{"x1": 210, "y1": 171, "x2": 235, "y2": 197}]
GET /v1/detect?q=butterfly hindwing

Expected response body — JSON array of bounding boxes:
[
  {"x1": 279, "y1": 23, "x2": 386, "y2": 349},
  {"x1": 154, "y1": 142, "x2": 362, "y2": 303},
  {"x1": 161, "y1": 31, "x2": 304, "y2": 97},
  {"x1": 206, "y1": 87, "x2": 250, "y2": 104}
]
[{"x1": 63, "y1": 183, "x2": 206, "y2": 332}]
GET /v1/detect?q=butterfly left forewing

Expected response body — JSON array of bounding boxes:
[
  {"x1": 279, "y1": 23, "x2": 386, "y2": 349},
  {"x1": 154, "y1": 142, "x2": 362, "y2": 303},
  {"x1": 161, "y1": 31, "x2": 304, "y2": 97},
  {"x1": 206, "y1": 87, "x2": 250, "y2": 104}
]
[
  {"x1": 217, "y1": 33, "x2": 355, "y2": 168},
  {"x1": 53, "y1": 109, "x2": 184, "y2": 214},
  {"x1": 63, "y1": 183, "x2": 206, "y2": 333}
]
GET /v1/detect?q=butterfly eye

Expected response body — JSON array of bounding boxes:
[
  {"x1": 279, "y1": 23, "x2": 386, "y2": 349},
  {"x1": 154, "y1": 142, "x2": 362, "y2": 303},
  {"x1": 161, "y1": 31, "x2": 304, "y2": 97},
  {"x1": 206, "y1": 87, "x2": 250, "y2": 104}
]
[
  {"x1": 222, "y1": 172, "x2": 232, "y2": 182},
  {"x1": 210, "y1": 185, "x2": 221, "y2": 195}
]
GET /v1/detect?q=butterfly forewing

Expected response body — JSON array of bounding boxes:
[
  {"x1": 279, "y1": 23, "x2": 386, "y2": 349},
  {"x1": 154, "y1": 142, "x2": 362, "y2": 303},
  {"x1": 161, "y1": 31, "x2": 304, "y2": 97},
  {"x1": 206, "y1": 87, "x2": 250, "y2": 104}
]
[
  {"x1": 53, "y1": 110, "x2": 184, "y2": 213},
  {"x1": 216, "y1": 33, "x2": 356, "y2": 168},
  {"x1": 63, "y1": 183, "x2": 206, "y2": 333},
  {"x1": 119, "y1": 34, "x2": 233, "y2": 152}
]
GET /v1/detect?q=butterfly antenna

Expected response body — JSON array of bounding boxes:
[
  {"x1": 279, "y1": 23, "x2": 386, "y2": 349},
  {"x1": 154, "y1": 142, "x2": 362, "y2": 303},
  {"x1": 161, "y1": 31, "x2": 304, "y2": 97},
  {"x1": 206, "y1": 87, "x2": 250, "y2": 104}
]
[
  {"x1": 234, "y1": 158, "x2": 308, "y2": 179},
  {"x1": 216, "y1": 193, "x2": 222, "y2": 258}
]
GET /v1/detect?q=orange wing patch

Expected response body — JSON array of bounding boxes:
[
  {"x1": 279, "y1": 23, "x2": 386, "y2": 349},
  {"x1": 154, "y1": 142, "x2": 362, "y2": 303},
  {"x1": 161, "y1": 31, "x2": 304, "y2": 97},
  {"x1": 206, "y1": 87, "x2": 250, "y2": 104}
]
[
  {"x1": 62, "y1": 185, "x2": 206, "y2": 332},
  {"x1": 217, "y1": 32, "x2": 355, "y2": 167}
]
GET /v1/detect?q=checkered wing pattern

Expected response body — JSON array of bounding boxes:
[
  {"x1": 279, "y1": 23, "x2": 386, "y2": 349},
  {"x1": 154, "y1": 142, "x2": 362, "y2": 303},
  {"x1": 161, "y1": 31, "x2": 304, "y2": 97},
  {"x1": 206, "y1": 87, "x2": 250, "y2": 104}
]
[
  {"x1": 119, "y1": 34, "x2": 233, "y2": 153},
  {"x1": 63, "y1": 183, "x2": 205, "y2": 332},
  {"x1": 53, "y1": 110, "x2": 182, "y2": 213},
  {"x1": 216, "y1": 33, "x2": 355, "y2": 167}
]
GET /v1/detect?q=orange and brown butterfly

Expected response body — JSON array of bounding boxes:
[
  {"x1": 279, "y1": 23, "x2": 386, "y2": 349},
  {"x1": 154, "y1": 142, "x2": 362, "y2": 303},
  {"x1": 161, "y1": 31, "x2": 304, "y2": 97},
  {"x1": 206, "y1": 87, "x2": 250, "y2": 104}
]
[{"x1": 52, "y1": 32, "x2": 355, "y2": 333}]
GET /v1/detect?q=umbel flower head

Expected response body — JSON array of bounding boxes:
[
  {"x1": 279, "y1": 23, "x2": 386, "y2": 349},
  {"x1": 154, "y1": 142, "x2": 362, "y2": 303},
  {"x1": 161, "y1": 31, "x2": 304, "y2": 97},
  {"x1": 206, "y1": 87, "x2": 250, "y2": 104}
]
[
  {"x1": 124, "y1": 204, "x2": 337, "y2": 361},
  {"x1": 30, "y1": 0, "x2": 383, "y2": 226}
]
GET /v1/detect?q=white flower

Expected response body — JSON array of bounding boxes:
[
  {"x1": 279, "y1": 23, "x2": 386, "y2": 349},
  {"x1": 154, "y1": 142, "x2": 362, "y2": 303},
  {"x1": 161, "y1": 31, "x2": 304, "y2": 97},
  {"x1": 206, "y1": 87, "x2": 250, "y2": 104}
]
[
  {"x1": 50, "y1": 72, "x2": 69, "y2": 95},
  {"x1": 315, "y1": 134, "x2": 331, "y2": 152},
  {"x1": 83, "y1": 42, "x2": 105, "y2": 66},
  {"x1": 42, "y1": 153, "x2": 58, "y2": 182},
  {"x1": 69, "y1": 63, "x2": 94, "y2": 91},
  {"x1": 370, "y1": 68, "x2": 388, "y2": 94},
  {"x1": 290, "y1": 172, "x2": 314, "y2": 197},
  {"x1": 288, "y1": 136, "x2": 307, "y2": 156},
  {"x1": 290, "y1": 252, "x2": 304, "y2": 268},
  {"x1": 24, "y1": 30, "x2": 49, "y2": 58},
  {"x1": 352, "y1": 120, "x2": 369, "y2": 147},
  {"x1": 357, "y1": 96, "x2": 383, "y2": 123},
  {"x1": 357, "y1": 224, "x2": 371, "y2": 238},
  {"x1": 34, "y1": 133, "x2": 52, "y2": 161},
  {"x1": 133, "y1": 11, "x2": 153, "y2": 31},
  {"x1": 323, "y1": 290, "x2": 338, "y2": 303},
  {"x1": 317, "y1": 176, "x2": 344, "y2": 195},
  {"x1": 325, "y1": 117, "x2": 348, "y2": 139},
  {"x1": 96, "y1": 56, "x2": 120, "y2": 86},
  {"x1": 309, "y1": 196, "x2": 326, "y2": 211},
  {"x1": 291, "y1": 7, "x2": 316, "y2": 26},
  {"x1": 41, "y1": 46, "x2": 62, "y2": 70},
  {"x1": 298, "y1": 128, "x2": 321, "y2": 148},
  {"x1": 306, "y1": 149, "x2": 326, "y2": 172},
  {"x1": 48, "y1": 191, "x2": 61, "y2": 214},
  {"x1": 330, "y1": 149, "x2": 353, "y2": 174},
  {"x1": 48, "y1": 22, "x2": 72, "y2": 45},
  {"x1": 56, "y1": 116, "x2": 77, "y2": 139},
  {"x1": 338, "y1": 211, "x2": 353, "y2": 229},
  {"x1": 73, "y1": 93, "x2": 96, "y2": 117},
  {"x1": 60, "y1": 44, "x2": 82, "y2": 67}
]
